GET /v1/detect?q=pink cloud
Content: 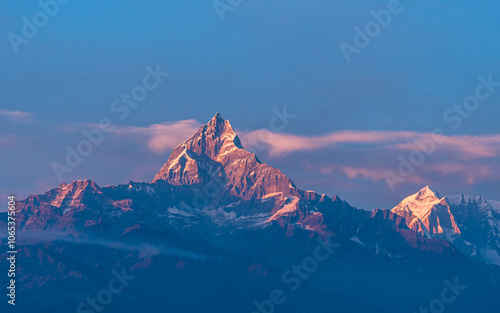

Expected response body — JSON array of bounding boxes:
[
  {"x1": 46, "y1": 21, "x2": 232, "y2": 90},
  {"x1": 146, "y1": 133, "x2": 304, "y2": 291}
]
[
  {"x1": 396, "y1": 134, "x2": 500, "y2": 159},
  {"x1": 340, "y1": 166, "x2": 387, "y2": 181},
  {"x1": 425, "y1": 163, "x2": 465, "y2": 175},
  {"x1": 240, "y1": 130, "x2": 500, "y2": 162},
  {"x1": 114, "y1": 119, "x2": 202, "y2": 154},
  {"x1": 240, "y1": 130, "x2": 416, "y2": 156},
  {"x1": 55, "y1": 120, "x2": 202, "y2": 154},
  {"x1": 0, "y1": 109, "x2": 34, "y2": 123},
  {"x1": 319, "y1": 165, "x2": 335, "y2": 174},
  {"x1": 424, "y1": 163, "x2": 492, "y2": 186}
]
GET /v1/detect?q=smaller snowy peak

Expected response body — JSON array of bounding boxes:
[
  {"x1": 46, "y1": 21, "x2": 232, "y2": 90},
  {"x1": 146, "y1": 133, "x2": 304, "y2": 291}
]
[
  {"x1": 391, "y1": 186, "x2": 460, "y2": 240},
  {"x1": 392, "y1": 188, "x2": 500, "y2": 265},
  {"x1": 392, "y1": 186, "x2": 443, "y2": 219}
]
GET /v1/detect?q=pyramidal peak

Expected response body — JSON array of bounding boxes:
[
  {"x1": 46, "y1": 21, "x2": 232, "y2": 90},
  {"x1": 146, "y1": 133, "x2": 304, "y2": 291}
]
[
  {"x1": 207, "y1": 112, "x2": 235, "y2": 135},
  {"x1": 413, "y1": 185, "x2": 441, "y2": 203},
  {"x1": 174, "y1": 112, "x2": 244, "y2": 159},
  {"x1": 152, "y1": 113, "x2": 298, "y2": 200},
  {"x1": 152, "y1": 113, "x2": 251, "y2": 184}
]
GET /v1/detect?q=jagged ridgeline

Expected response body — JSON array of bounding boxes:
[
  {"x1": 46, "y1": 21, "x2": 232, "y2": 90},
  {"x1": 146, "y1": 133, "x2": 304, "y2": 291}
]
[{"x1": 1, "y1": 113, "x2": 499, "y2": 313}]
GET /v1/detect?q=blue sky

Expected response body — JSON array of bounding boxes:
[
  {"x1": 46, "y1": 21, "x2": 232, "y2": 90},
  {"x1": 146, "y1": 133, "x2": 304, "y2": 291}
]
[{"x1": 1, "y1": 0, "x2": 500, "y2": 210}]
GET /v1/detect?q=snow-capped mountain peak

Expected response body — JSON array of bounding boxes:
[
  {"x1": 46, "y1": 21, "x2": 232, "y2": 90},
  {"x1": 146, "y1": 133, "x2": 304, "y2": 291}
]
[
  {"x1": 392, "y1": 186, "x2": 443, "y2": 219},
  {"x1": 392, "y1": 187, "x2": 500, "y2": 266},
  {"x1": 391, "y1": 186, "x2": 460, "y2": 241},
  {"x1": 152, "y1": 113, "x2": 298, "y2": 202},
  {"x1": 152, "y1": 113, "x2": 251, "y2": 184}
]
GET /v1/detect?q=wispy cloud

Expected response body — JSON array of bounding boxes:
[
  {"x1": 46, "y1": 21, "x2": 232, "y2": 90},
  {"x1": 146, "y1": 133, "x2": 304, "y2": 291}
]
[
  {"x1": 316, "y1": 164, "x2": 426, "y2": 184},
  {"x1": 58, "y1": 119, "x2": 203, "y2": 154},
  {"x1": 0, "y1": 109, "x2": 35, "y2": 123},
  {"x1": 396, "y1": 135, "x2": 500, "y2": 159},
  {"x1": 240, "y1": 130, "x2": 416, "y2": 156},
  {"x1": 13, "y1": 231, "x2": 216, "y2": 262},
  {"x1": 113, "y1": 119, "x2": 202, "y2": 153},
  {"x1": 339, "y1": 166, "x2": 388, "y2": 181},
  {"x1": 240, "y1": 129, "x2": 500, "y2": 160}
]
